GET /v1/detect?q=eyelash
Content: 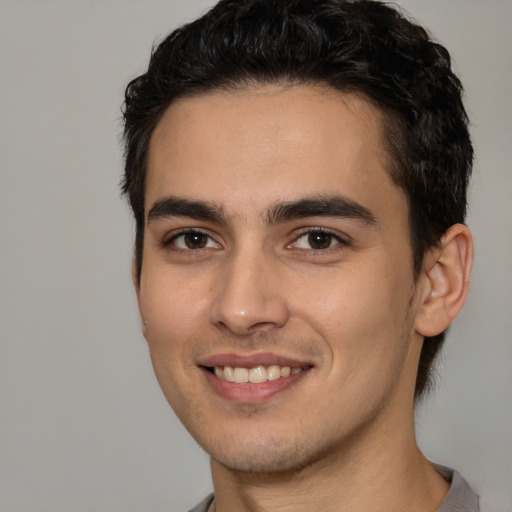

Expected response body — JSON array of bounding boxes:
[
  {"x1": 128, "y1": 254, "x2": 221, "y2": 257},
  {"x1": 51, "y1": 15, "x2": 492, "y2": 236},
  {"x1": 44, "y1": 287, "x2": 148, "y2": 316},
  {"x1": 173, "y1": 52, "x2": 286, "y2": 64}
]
[
  {"x1": 290, "y1": 228, "x2": 349, "y2": 254},
  {"x1": 162, "y1": 229, "x2": 220, "y2": 252}
]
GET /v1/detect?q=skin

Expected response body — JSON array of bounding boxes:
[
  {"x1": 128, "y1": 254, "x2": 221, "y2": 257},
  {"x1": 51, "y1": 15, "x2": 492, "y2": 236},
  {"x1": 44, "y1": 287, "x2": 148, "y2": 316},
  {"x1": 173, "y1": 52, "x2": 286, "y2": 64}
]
[{"x1": 135, "y1": 84, "x2": 473, "y2": 512}]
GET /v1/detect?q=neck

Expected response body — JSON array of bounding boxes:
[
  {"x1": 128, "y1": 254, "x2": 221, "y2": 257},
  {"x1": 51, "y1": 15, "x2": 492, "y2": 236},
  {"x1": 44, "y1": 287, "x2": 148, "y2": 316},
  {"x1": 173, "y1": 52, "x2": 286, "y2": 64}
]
[{"x1": 211, "y1": 438, "x2": 446, "y2": 512}]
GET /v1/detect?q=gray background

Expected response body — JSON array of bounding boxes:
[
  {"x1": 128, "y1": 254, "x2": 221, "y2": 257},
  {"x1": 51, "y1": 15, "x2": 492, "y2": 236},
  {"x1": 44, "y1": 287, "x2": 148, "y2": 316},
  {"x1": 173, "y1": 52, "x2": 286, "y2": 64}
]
[{"x1": 1, "y1": 1, "x2": 510, "y2": 511}]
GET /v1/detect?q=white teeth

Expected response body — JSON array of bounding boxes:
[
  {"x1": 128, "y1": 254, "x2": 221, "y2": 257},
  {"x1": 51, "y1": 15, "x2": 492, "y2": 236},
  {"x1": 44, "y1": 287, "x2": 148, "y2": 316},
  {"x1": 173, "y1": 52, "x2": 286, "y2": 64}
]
[
  {"x1": 213, "y1": 364, "x2": 305, "y2": 383},
  {"x1": 249, "y1": 366, "x2": 267, "y2": 383},
  {"x1": 223, "y1": 366, "x2": 235, "y2": 382},
  {"x1": 267, "y1": 365, "x2": 281, "y2": 381},
  {"x1": 233, "y1": 367, "x2": 249, "y2": 383}
]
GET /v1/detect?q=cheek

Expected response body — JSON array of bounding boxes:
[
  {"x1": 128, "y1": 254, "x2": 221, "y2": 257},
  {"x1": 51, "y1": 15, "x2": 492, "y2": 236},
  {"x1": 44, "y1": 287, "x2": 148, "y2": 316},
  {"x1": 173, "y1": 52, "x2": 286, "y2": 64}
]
[
  {"x1": 295, "y1": 263, "x2": 414, "y2": 366},
  {"x1": 139, "y1": 269, "x2": 211, "y2": 364},
  {"x1": 139, "y1": 272, "x2": 211, "y2": 410},
  {"x1": 141, "y1": 266, "x2": 206, "y2": 321}
]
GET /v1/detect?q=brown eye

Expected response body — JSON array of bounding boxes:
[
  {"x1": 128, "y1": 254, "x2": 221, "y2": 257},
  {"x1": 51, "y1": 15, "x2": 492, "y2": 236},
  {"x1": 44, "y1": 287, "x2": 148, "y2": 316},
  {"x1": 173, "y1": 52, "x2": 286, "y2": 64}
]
[
  {"x1": 293, "y1": 230, "x2": 344, "y2": 251},
  {"x1": 170, "y1": 231, "x2": 218, "y2": 250},
  {"x1": 184, "y1": 232, "x2": 208, "y2": 249},
  {"x1": 307, "y1": 232, "x2": 333, "y2": 249}
]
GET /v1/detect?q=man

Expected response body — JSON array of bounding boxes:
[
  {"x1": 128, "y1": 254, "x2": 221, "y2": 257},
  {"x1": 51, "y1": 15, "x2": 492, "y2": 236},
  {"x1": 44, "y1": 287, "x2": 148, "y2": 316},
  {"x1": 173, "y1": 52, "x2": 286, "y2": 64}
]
[{"x1": 121, "y1": 1, "x2": 477, "y2": 510}]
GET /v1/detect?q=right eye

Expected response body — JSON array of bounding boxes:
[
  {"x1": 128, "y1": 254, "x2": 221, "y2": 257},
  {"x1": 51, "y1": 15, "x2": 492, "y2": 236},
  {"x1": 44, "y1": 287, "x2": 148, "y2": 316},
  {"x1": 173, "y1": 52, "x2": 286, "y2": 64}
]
[{"x1": 167, "y1": 230, "x2": 220, "y2": 250}]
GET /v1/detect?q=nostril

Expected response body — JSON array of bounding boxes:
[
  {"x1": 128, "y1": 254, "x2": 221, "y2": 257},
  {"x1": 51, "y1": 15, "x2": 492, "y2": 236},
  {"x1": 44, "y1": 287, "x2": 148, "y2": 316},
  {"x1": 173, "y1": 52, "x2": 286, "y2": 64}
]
[{"x1": 247, "y1": 321, "x2": 279, "y2": 334}]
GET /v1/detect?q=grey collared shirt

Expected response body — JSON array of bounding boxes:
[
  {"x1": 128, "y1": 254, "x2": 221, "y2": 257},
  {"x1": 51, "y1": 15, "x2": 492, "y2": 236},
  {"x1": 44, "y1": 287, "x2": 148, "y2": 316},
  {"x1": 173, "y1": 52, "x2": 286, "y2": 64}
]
[
  {"x1": 435, "y1": 464, "x2": 480, "y2": 512},
  {"x1": 188, "y1": 465, "x2": 479, "y2": 512}
]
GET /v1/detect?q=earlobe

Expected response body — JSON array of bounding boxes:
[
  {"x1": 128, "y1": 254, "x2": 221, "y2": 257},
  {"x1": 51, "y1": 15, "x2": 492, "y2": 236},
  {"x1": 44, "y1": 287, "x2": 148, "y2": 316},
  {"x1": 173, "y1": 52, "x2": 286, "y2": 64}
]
[{"x1": 415, "y1": 224, "x2": 473, "y2": 337}]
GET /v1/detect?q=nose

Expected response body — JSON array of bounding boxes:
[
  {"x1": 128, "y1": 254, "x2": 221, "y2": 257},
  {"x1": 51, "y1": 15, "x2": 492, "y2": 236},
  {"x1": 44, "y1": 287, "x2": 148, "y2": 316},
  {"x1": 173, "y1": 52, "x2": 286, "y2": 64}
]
[{"x1": 208, "y1": 250, "x2": 290, "y2": 335}]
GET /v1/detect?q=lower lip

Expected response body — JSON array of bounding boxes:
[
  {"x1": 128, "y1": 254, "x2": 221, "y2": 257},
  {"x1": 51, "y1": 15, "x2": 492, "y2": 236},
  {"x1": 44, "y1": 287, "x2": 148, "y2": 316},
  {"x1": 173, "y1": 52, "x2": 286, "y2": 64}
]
[{"x1": 200, "y1": 367, "x2": 310, "y2": 403}]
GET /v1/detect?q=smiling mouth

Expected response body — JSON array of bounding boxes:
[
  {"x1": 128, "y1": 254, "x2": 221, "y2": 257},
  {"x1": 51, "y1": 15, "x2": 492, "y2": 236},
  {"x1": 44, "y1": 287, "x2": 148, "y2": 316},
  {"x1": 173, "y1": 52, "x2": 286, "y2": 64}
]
[{"x1": 207, "y1": 365, "x2": 307, "y2": 383}]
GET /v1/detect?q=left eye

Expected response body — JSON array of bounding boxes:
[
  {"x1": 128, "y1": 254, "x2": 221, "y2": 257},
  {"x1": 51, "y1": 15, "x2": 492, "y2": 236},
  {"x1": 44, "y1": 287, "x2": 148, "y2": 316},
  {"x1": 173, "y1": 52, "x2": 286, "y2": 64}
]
[
  {"x1": 171, "y1": 231, "x2": 219, "y2": 250},
  {"x1": 294, "y1": 230, "x2": 341, "y2": 250}
]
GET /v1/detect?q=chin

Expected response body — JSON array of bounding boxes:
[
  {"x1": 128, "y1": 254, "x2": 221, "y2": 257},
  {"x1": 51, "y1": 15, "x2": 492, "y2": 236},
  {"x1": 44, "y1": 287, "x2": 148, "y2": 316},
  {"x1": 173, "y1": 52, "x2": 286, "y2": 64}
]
[
  {"x1": 202, "y1": 431, "x2": 331, "y2": 475},
  {"x1": 213, "y1": 453, "x2": 311, "y2": 475}
]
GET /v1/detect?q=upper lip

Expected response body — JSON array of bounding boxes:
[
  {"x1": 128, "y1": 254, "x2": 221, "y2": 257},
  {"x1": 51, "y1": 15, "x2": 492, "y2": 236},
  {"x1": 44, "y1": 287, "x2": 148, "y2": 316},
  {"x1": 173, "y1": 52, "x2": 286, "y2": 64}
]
[{"x1": 197, "y1": 352, "x2": 313, "y2": 369}]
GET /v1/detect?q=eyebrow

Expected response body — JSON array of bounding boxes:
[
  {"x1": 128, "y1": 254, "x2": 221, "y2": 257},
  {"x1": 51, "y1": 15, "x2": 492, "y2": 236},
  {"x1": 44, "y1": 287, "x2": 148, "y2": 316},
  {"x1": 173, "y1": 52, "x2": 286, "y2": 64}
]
[
  {"x1": 147, "y1": 194, "x2": 377, "y2": 227},
  {"x1": 266, "y1": 195, "x2": 377, "y2": 226},
  {"x1": 147, "y1": 196, "x2": 228, "y2": 225}
]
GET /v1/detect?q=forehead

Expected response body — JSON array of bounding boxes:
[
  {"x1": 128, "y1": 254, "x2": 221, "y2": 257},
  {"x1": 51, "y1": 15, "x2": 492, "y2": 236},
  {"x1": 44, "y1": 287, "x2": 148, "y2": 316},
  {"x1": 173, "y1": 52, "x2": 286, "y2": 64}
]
[{"x1": 146, "y1": 84, "x2": 404, "y2": 224}]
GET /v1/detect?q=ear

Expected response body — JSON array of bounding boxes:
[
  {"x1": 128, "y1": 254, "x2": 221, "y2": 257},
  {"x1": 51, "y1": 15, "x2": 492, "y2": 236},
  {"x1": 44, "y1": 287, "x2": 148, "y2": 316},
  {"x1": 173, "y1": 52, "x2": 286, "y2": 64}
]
[{"x1": 415, "y1": 224, "x2": 474, "y2": 337}]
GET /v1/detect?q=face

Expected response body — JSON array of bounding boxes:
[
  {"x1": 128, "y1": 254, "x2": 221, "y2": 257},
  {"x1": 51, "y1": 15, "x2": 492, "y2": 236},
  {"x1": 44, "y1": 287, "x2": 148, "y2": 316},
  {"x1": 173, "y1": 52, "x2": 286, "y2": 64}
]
[{"x1": 137, "y1": 85, "x2": 427, "y2": 475}]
